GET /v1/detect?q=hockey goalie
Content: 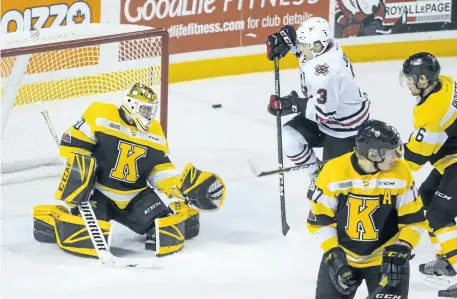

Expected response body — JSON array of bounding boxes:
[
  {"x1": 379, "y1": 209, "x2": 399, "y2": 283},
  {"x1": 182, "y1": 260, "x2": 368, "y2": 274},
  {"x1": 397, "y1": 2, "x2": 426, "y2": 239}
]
[{"x1": 32, "y1": 83, "x2": 226, "y2": 258}]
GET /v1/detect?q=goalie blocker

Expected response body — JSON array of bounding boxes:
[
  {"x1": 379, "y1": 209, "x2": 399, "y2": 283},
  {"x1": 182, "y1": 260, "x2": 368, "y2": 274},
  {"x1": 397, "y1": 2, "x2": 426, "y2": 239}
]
[{"x1": 33, "y1": 153, "x2": 226, "y2": 258}]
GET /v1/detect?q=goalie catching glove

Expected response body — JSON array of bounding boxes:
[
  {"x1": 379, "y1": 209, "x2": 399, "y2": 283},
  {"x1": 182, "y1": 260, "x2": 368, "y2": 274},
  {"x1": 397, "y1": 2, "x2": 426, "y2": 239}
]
[{"x1": 170, "y1": 163, "x2": 226, "y2": 211}]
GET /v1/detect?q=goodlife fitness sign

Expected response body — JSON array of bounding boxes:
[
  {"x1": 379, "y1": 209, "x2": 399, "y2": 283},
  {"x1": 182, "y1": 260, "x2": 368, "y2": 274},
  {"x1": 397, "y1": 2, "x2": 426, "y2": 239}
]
[{"x1": 121, "y1": 0, "x2": 329, "y2": 54}]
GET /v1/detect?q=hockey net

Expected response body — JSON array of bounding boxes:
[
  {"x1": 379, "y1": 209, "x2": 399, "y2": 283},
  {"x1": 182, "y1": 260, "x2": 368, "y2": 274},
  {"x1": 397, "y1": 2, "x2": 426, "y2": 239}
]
[{"x1": 1, "y1": 24, "x2": 169, "y2": 184}]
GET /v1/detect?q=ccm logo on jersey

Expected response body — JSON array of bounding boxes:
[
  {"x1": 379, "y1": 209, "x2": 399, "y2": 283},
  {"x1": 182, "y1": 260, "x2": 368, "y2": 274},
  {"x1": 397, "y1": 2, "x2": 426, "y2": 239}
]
[
  {"x1": 435, "y1": 191, "x2": 452, "y2": 200},
  {"x1": 378, "y1": 181, "x2": 396, "y2": 186},
  {"x1": 375, "y1": 295, "x2": 401, "y2": 299}
]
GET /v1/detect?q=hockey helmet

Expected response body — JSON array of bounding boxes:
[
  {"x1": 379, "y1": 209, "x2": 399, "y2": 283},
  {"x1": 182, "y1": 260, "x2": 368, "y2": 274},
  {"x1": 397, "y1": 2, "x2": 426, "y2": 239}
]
[
  {"x1": 121, "y1": 83, "x2": 158, "y2": 133},
  {"x1": 400, "y1": 52, "x2": 440, "y2": 87},
  {"x1": 296, "y1": 17, "x2": 332, "y2": 58},
  {"x1": 356, "y1": 119, "x2": 402, "y2": 163}
]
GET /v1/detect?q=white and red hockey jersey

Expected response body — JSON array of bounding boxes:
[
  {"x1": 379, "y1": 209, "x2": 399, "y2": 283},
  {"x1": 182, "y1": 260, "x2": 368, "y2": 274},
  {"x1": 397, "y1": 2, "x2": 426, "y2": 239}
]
[{"x1": 293, "y1": 40, "x2": 370, "y2": 138}]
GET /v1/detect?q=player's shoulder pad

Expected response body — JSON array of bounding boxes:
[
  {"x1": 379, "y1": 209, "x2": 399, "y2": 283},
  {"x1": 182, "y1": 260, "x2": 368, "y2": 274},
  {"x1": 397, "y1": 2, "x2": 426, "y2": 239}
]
[
  {"x1": 146, "y1": 119, "x2": 169, "y2": 152},
  {"x1": 83, "y1": 102, "x2": 119, "y2": 122},
  {"x1": 390, "y1": 159, "x2": 415, "y2": 185},
  {"x1": 422, "y1": 75, "x2": 456, "y2": 124},
  {"x1": 147, "y1": 119, "x2": 166, "y2": 138},
  {"x1": 320, "y1": 152, "x2": 353, "y2": 179}
]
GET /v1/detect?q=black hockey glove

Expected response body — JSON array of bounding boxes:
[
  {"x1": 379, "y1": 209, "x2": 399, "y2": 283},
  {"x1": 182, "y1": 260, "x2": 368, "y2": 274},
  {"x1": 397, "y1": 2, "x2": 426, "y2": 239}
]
[
  {"x1": 266, "y1": 25, "x2": 296, "y2": 61},
  {"x1": 267, "y1": 90, "x2": 308, "y2": 116},
  {"x1": 324, "y1": 247, "x2": 357, "y2": 295},
  {"x1": 381, "y1": 244, "x2": 412, "y2": 287}
]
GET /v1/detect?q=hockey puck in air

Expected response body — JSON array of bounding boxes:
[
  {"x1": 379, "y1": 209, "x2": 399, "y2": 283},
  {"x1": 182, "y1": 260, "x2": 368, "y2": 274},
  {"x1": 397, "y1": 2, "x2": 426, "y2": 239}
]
[{"x1": 212, "y1": 104, "x2": 222, "y2": 108}]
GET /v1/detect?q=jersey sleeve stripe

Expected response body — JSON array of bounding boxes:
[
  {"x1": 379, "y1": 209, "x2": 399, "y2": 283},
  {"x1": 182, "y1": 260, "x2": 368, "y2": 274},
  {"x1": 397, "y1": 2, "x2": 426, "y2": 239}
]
[
  {"x1": 404, "y1": 145, "x2": 429, "y2": 166},
  {"x1": 440, "y1": 106, "x2": 457, "y2": 128},
  {"x1": 320, "y1": 234, "x2": 339, "y2": 252},
  {"x1": 311, "y1": 201, "x2": 336, "y2": 218},
  {"x1": 414, "y1": 129, "x2": 448, "y2": 146},
  {"x1": 78, "y1": 121, "x2": 96, "y2": 141},
  {"x1": 307, "y1": 214, "x2": 336, "y2": 227},
  {"x1": 398, "y1": 225, "x2": 424, "y2": 249},
  {"x1": 436, "y1": 226, "x2": 457, "y2": 244},
  {"x1": 398, "y1": 209, "x2": 427, "y2": 225},
  {"x1": 315, "y1": 105, "x2": 337, "y2": 117},
  {"x1": 314, "y1": 194, "x2": 339, "y2": 211},
  {"x1": 445, "y1": 116, "x2": 457, "y2": 136},
  {"x1": 395, "y1": 188, "x2": 415, "y2": 209},
  {"x1": 147, "y1": 167, "x2": 179, "y2": 187},
  {"x1": 332, "y1": 101, "x2": 368, "y2": 122}
]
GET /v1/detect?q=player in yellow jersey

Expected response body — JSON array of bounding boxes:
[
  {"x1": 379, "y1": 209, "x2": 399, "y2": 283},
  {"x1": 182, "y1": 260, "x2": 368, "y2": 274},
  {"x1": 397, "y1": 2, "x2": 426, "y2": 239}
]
[
  {"x1": 400, "y1": 52, "x2": 457, "y2": 297},
  {"x1": 308, "y1": 119, "x2": 427, "y2": 299},
  {"x1": 32, "y1": 83, "x2": 226, "y2": 257}
]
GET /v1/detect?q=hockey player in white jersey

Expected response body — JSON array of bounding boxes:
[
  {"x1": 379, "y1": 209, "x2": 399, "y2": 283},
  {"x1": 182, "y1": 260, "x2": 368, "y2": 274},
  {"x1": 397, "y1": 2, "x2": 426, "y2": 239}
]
[{"x1": 266, "y1": 17, "x2": 370, "y2": 198}]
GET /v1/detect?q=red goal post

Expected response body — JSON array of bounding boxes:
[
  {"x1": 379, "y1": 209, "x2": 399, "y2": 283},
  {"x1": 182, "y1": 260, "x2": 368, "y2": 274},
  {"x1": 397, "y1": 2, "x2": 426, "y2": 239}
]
[{"x1": 1, "y1": 24, "x2": 169, "y2": 184}]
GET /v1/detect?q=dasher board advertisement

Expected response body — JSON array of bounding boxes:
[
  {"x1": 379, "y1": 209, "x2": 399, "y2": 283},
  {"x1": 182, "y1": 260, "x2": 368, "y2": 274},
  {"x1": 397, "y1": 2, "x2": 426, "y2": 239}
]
[
  {"x1": 1, "y1": 0, "x2": 101, "y2": 33},
  {"x1": 121, "y1": 0, "x2": 330, "y2": 54},
  {"x1": 335, "y1": 0, "x2": 457, "y2": 38}
]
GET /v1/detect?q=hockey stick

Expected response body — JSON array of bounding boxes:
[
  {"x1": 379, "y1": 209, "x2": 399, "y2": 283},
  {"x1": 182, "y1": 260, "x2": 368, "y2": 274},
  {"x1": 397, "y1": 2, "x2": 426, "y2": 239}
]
[
  {"x1": 365, "y1": 275, "x2": 389, "y2": 299},
  {"x1": 41, "y1": 109, "x2": 157, "y2": 268},
  {"x1": 248, "y1": 159, "x2": 326, "y2": 177},
  {"x1": 273, "y1": 58, "x2": 290, "y2": 236}
]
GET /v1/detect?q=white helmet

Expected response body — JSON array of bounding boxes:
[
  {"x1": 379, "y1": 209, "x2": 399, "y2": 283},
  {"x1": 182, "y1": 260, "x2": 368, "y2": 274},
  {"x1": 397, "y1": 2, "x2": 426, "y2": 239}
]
[
  {"x1": 296, "y1": 17, "x2": 332, "y2": 58},
  {"x1": 121, "y1": 83, "x2": 158, "y2": 133}
]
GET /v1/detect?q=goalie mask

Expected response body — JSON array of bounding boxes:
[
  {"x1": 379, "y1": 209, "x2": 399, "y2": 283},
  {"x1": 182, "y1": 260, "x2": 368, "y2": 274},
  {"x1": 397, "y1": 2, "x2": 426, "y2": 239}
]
[{"x1": 121, "y1": 83, "x2": 158, "y2": 133}]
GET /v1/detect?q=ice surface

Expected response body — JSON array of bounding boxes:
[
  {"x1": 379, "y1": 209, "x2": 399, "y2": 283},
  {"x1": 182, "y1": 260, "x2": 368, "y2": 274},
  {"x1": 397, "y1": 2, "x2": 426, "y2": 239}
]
[{"x1": 1, "y1": 58, "x2": 457, "y2": 299}]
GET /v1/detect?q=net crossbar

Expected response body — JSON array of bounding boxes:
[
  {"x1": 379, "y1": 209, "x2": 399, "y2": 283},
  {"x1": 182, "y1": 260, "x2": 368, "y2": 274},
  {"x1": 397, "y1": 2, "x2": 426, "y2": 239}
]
[{"x1": 0, "y1": 24, "x2": 169, "y2": 184}]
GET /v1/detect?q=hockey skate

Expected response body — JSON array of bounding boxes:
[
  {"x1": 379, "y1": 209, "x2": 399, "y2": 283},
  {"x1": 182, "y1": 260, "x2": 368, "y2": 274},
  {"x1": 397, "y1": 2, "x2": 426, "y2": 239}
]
[
  {"x1": 419, "y1": 255, "x2": 457, "y2": 286},
  {"x1": 438, "y1": 284, "x2": 457, "y2": 298},
  {"x1": 306, "y1": 163, "x2": 323, "y2": 201}
]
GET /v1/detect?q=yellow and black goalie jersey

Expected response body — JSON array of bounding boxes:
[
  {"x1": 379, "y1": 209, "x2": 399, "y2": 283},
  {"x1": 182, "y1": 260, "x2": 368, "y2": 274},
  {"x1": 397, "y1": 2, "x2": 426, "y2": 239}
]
[
  {"x1": 60, "y1": 102, "x2": 178, "y2": 209},
  {"x1": 307, "y1": 152, "x2": 428, "y2": 268},
  {"x1": 405, "y1": 75, "x2": 457, "y2": 174}
]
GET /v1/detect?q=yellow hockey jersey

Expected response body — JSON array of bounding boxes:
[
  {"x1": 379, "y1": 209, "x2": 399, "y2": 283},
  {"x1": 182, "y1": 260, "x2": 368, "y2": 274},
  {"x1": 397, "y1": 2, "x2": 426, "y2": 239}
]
[
  {"x1": 59, "y1": 102, "x2": 179, "y2": 209},
  {"x1": 307, "y1": 152, "x2": 427, "y2": 268},
  {"x1": 405, "y1": 75, "x2": 457, "y2": 174}
]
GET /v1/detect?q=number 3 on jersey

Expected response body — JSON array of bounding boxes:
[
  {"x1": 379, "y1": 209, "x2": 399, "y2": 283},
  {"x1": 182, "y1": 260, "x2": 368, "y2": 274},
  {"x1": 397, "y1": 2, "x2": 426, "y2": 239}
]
[{"x1": 110, "y1": 141, "x2": 147, "y2": 183}]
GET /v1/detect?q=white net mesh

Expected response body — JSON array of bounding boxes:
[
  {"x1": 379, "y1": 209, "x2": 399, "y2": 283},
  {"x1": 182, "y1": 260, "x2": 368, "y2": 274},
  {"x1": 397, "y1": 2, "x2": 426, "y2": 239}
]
[{"x1": 1, "y1": 24, "x2": 167, "y2": 184}]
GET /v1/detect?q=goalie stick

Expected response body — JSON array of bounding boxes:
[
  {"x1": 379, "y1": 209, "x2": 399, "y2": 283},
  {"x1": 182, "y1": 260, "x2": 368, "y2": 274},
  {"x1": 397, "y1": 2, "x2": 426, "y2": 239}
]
[
  {"x1": 273, "y1": 57, "x2": 290, "y2": 236},
  {"x1": 41, "y1": 109, "x2": 157, "y2": 269}
]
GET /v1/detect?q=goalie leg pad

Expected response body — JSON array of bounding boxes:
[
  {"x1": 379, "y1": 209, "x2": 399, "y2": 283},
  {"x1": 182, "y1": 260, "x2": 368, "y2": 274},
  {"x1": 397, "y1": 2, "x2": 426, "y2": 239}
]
[
  {"x1": 154, "y1": 210, "x2": 186, "y2": 257},
  {"x1": 33, "y1": 204, "x2": 111, "y2": 258},
  {"x1": 170, "y1": 202, "x2": 200, "y2": 240},
  {"x1": 116, "y1": 188, "x2": 172, "y2": 235},
  {"x1": 55, "y1": 152, "x2": 96, "y2": 206}
]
